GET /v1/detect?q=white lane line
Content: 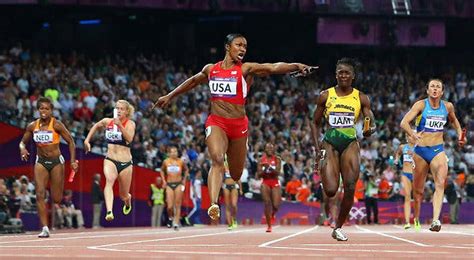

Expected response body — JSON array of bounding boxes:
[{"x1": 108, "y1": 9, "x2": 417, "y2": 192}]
[
  {"x1": 355, "y1": 225, "x2": 429, "y2": 247},
  {"x1": 0, "y1": 245, "x2": 64, "y2": 248},
  {"x1": 0, "y1": 227, "x2": 164, "y2": 239},
  {"x1": 0, "y1": 227, "x2": 223, "y2": 245},
  {"x1": 300, "y1": 243, "x2": 392, "y2": 247},
  {"x1": 88, "y1": 229, "x2": 255, "y2": 250},
  {"x1": 266, "y1": 245, "x2": 452, "y2": 254},
  {"x1": 258, "y1": 226, "x2": 319, "y2": 248},
  {"x1": 141, "y1": 244, "x2": 235, "y2": 247},
  {"x1": 87, "y1": 248, "x2": 328, "y2": 257},
  {"x1": 440, "y1": 245, "x2": 474, "y2": 250}
]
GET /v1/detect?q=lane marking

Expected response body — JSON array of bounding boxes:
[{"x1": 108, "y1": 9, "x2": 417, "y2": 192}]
[
  {"x1": 355, "y1": 225, "x2": 429, "y2": 247},
  {"x1": 259, "y1": 226, "x2": 318, "y2": 248}
]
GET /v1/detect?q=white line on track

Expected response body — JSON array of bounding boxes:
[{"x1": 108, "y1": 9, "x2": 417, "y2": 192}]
[
  {"x1": 266, "y1": 245, "x2": 452, "y2": 254},
  {"x1": 141, "y1": 244, "x2": 235, "y2": 247},
  {"x1": 0, "y1": 245, "x2": 64, "y2": 248},
  {"x1": 87, "y1": 228, "x2": 255, "y2": 250},
  {"x1": 355, "y1": 225, "x2": 429, "y2": 247},
  {"x1": 258, "y1": 226, "x2": 318, "y2": 248},
  {"x1": 0, "y1": 227, "x2": 222, "y2": 245}
]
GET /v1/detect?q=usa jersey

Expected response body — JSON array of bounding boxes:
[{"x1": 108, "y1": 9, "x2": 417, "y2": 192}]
[
  {"x1": 208, "y1": 61, "x2": 248, "y2": 105},
  {"x1": 260, "y1": 154, "x2": 279, "y2": 179}
]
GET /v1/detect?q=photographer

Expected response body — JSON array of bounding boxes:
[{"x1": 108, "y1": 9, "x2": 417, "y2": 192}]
[{"x1": 364, "y1": 171, "x2": 379, "y2": 224}]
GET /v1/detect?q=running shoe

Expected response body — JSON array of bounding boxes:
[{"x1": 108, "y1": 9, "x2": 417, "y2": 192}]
[
  {"x1": 232, "y1": 218, "x2": 238, "y2": 229},
  {"x1": 404, "y1": 223, "x2": 411, "y2": 230},
  {"x1": 228, "y1": 224, "x2": 233, "y2": 231},
  {"x1": 331, "y1": 228, "x2": 348, "y2": 241},
  {"x1": 207, "y1": 204, "x2": 220, "y2": 220},
  {"x1": 167, "y1": 218, "x2": 172, "y2": 228},
  {"x1": 266, "y1": 226, "x2": 272, "y2": 233},
  {"x1": 429, "y1": 220, "x2": 441, "y2": 232},
  {"x1": 173, "y1": 223, "x2": 179, "y2": 231},
  {"x1": 105, "y1": 211, "x2": 114, "y2": 221},
  {"x1": 414, "y1": 218, "x2": 421, "y2": 232},
  {"x1": 38, "y1": 226, "x2": 50, "y2": 238},
  {"x1": 122, "y1": 203, "x2": 132, "y2": 215}
]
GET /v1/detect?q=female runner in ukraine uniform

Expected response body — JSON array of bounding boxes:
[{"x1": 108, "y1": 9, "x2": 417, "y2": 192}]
[
  {"x1": 400, "y1": 79, "x2": 465, "y2": 232},
  {"x1": 222, "y1": 155, "x2": 242, "y2": 230},
  {"x1": 160, "y1": 146, "x2": 189, "y2": 230},
  {"x1": 84, "y1": 100, "x2": 136, "y2": 222},
  {"x1": 394, "y1": 133, "x2": 416, "y2": 230},
  {"x1": 312, "y1": 58, "x2": 376, "y2": 241},
  {"x1": 154, "y1": 33, "x2": 315, "y2": 220},
  {"x1": 257, "y1": 143, "x2": 281, "y2": 233},
  {"x1": 19, "y1": 97, "x2": 78, "y2": 238}
]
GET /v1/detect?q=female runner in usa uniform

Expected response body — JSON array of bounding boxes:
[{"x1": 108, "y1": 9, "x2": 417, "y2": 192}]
[
  {"x1": 257, "y1": 143, "x2": 281, "y2": 233},
  {"x1": 154, "y1": 33, "x2": 315, "y2": 220},
  {"x1": 400, "y1": 79, "x2": 465, "y2": 232}
]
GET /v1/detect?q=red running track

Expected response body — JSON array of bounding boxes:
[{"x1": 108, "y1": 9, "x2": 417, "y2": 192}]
[{"x1": 0, "y1": 224, "x2": 472, "y2": 259}]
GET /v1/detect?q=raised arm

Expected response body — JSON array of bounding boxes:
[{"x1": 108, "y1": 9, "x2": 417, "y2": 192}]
[
  {"x1": 359, "y1": 92, "x2": 376, "y2": 137},
  {"x1": 445, "y1": 101, "x2": 465, "y2": 147},
  {"x1": 242, "y1": 62, "x2": 314, "y2": 77},
  {"x1": 84, "y1": 118, "x2": 108, "y2": 153},
  {"x1": 55, "y1": 120, "x2": 78, "y2": 172},
  {"x1": 400, "y1": 100, "x2": 424, "y2": 140},
  {"x1": 154, "y1": 64, "x2": 213, "y2": 108},
  {"x1": 19, "y1": 122, "x2": 35, "y2": 161}
]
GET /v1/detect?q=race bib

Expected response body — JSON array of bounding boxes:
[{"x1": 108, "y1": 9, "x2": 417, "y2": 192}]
[
  {"x1": 424, "y1": 116, "x2": 446, "y2": 131},
  {"x1": 167, "y1": 165, "x2": 180, "y2": 174},
  {"x1": 33, "y1": 131, "x2": 53, "y2": 144},
  {"x1": 403, "y1": 154, "x2": 413, "y2": 163},
  {"x1": 209, "y1": 77, "x2": 237, "y2": 97},
  {"x1": 105, "y1": 129, "x2": 123, "y2": 142},
  {"x1": 328, "y1": 112, "x2": 355, "y2": 128}
]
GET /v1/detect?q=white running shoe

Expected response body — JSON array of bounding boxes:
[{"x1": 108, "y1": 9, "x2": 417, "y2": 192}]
[
  {"x1": 173, "y1": 223, "x2": 179, "y2": 231},
  {"x1": 331, "y1": 228, "x2": 348, "y2": 241},
  {"x1": 429, "y1": 220, "x2": 441, "y2": 232},
  {"x1": 207, "y1": 204, "x2": 220, "y2": 220},
  {"x1": 38, "y1": 226, "x2": 50, "y2": 238}
]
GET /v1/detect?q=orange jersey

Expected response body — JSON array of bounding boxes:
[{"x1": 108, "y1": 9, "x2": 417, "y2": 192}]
[
  {"x1": 162, "y1": 158, "x2": 184, "y2": 177},
  {"x1": 33, "y1": 118, "x2": 60, "y2": 147}
]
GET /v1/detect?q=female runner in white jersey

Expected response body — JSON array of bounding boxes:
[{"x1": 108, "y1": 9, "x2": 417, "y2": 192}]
[{"x1": 84, "y1": 100, "x2": 136, "y2": 222}]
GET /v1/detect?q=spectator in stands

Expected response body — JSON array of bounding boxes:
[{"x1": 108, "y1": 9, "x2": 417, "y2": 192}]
[
  {"x1": 285, "y1": 174, "x2": 301, "y2": 201},
  {"x1": 364, "y1": 171, "x2": 379, "y2": 224},
  {"x1": 445, "y1": 172, "x2": 462, "y2": 224},
  {"x1": 59, "y1": 190, "x2": 84, "y2": 229},
  {"x1": 91, "y1": 173, "x2": 104, "y2": 229},
  {"x1": 296, "y1": 176, "x2": 311, "y2": 202},
  {"x1": 149, "y1": 176, "x2": 165, "y2": 227}
]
